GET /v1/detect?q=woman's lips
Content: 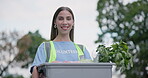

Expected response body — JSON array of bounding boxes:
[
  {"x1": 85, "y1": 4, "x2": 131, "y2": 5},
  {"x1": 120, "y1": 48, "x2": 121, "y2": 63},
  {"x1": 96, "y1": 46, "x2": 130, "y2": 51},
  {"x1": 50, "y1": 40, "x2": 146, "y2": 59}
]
[{"x1": 61, "y1": 26, "x2": 70, "y2": 30}]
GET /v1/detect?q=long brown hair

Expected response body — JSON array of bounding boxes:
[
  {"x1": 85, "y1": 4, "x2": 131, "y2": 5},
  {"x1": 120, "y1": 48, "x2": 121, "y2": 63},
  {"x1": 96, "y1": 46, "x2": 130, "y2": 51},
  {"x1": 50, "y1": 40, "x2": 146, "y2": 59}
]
[{"x1": 50, "y1": 7, "x2": 75, "y2": 42}]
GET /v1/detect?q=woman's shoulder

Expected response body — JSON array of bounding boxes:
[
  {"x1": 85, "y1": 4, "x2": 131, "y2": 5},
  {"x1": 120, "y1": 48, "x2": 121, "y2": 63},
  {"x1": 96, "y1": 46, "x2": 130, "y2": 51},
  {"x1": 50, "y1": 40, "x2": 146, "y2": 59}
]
[
  {"x1": 74, "y1": 43, "x2": 84, "y2": 47},
  {"x1": 74, "y1": 43, "x2": 85, "y2": 51},
  {"x1": 38, "y1": 42, "x2": 46, "y2": 48}
]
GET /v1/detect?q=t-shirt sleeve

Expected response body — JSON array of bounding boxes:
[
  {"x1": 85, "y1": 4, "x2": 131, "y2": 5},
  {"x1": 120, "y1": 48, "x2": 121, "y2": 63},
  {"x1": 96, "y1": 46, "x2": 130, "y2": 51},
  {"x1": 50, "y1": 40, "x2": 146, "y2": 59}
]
[{"x1": 30, "y1": 42, "x2": 46, "y2": 73}]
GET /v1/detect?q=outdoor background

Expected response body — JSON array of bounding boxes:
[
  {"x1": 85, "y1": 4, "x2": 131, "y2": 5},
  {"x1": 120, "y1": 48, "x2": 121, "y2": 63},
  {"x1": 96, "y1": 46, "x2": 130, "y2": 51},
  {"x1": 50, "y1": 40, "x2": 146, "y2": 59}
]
[{"x1": 1, "y1": 0, "x2": 147, "y2": 78}]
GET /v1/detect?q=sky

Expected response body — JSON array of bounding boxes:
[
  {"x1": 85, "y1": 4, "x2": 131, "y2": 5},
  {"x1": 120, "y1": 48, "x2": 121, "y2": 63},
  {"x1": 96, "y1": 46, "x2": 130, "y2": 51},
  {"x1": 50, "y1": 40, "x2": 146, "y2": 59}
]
[
  {"x1": 0, "y1": 0, "x2": 100, "y2": 53},
  {"x1": 0, "y1": 0, "x2": 137, "y2": 54},
  {"x1": 0, "y1": 0, "x2": 137, "y2": 77},
  {"x1": 0, "y1": 0, "x2": 99, "y2": 77}
]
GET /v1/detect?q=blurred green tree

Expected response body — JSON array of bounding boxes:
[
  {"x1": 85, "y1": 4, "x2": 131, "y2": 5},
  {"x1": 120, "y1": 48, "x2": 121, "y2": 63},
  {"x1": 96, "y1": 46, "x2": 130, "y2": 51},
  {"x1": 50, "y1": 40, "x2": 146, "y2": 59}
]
[
  {"x1": 96, "y1": 0, "x2": 148, "y2": 78},
  {"x1": 17, "y1": 30, "x2": 46, "y2": 68},
  {"x1": 0, "y1": 30, "x2": 46, "y2": 77}
]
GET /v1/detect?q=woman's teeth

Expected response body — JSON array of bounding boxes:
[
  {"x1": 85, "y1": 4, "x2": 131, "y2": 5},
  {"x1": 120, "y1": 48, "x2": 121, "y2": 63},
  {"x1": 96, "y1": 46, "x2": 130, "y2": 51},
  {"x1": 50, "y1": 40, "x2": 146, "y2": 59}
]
[{"x1": 61, "y1": 26, "x2": 69, "y2": 30}]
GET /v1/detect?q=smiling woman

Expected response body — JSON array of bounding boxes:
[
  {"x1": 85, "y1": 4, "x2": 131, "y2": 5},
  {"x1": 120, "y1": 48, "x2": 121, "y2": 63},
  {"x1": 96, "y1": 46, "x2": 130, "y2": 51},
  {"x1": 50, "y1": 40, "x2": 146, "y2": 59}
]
[
  {"x1": 50, "y1": 7, "x2": 75, "y2": 41},
  {"x1": 31, "y1": 7, "x2": 92, "y2": 78},
  {"x1": 53, "y1": 10, "x2": 74, "y2": 41}
]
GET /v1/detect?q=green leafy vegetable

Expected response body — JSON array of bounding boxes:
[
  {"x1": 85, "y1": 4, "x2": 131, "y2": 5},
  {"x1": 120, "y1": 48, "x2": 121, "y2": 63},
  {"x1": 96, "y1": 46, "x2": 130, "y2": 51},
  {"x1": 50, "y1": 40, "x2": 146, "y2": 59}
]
[{"x1": 96, "y1": 41, "x2": 133, "y2": 72}]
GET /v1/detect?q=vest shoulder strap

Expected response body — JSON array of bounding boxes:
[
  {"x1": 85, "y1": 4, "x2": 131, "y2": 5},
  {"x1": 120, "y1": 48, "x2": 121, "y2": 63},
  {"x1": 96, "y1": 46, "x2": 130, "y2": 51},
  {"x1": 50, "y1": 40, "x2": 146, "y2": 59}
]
[
  {"x1": 77, "y1": 44, "x2": 85, "y2": 52},
  {"x1": 45, "y1": 42, "x2": 50, "y2": 62},
  {"x1": 76, "y1": 44, "x2": 85, "y2": 60},
  {"x1": 44, "y1": 42, "x2": 84, "y2": 62}
]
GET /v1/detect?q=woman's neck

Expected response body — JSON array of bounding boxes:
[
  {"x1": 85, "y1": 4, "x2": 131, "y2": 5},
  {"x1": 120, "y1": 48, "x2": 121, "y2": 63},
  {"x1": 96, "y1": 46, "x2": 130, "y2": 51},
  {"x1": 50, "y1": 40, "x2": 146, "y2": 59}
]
[{"x1": 53, "y1": 34, "x2": 71, "y2": 42}]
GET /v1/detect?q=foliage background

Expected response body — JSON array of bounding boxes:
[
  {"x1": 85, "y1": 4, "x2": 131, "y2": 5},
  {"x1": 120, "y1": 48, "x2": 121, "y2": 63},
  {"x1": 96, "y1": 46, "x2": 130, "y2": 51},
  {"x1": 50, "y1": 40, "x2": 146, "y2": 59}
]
[
  {"x1": 96, "y1": 0, "x2": 148, "y2": 78},
  {"x1": 0, "y1": 0, "x2": 147, "y2": 78}
]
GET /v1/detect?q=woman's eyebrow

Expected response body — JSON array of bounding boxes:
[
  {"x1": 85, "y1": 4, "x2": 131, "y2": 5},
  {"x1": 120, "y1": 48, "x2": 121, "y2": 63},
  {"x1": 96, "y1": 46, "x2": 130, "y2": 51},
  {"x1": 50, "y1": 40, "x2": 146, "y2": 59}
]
[{"x1": 57, "y1": 16, "x2": 63, "y2": 17}]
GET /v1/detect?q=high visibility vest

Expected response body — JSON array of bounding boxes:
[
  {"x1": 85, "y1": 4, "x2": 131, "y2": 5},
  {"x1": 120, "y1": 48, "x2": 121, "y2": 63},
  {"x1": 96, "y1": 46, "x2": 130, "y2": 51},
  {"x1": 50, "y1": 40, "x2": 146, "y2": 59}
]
[{"x1": 45, "y1": 41, "x2": 84, "y2": 63}]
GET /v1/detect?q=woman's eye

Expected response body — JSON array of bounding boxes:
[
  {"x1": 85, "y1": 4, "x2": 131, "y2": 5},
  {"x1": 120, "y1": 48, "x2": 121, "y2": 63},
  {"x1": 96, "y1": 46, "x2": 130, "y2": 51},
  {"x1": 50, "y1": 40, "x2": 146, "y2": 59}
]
[
  {"x1": 67, "y1": 17, "x2": 71, "y2": 20},
  {"x1": 57, "y1": 16, "x2": 72, "y2": 21},
  {"x1": 58, "y1": 17, "x2": 64, "y2": 20}
]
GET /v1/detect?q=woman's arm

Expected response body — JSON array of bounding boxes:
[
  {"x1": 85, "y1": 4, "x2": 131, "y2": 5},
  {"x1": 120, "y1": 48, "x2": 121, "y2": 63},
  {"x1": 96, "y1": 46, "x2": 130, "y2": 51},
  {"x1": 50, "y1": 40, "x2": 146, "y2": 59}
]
[{"x1": 31, "y1": 43, "x2": 46, "y2": 77}]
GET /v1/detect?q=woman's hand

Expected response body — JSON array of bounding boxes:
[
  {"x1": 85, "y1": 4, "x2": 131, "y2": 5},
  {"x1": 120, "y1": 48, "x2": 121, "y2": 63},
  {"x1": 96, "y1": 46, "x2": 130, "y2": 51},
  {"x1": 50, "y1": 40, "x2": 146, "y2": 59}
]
[{"x1": 32, "y1": 66, "x2": 39, "y2": 78}]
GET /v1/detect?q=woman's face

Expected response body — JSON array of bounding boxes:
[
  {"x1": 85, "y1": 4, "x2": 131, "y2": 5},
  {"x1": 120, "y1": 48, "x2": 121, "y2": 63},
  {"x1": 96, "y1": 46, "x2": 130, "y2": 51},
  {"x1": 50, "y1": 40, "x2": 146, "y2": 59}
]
[{"x1": 55, "y1": 10, "x2": 74, "y2": 35}]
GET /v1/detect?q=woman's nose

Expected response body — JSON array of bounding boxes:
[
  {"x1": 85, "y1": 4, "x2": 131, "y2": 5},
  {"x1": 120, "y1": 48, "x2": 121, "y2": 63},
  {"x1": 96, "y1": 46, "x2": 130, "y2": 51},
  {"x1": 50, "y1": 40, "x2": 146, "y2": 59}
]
[{"x1": 63, "y1": 19, "x2": 68, "y2": 24}]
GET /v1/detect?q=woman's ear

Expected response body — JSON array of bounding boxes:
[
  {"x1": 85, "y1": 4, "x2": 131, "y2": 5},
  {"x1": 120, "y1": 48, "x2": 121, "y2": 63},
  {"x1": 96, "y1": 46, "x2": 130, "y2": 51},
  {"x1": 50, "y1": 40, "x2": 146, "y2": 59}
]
[
  {"x1": 54, "y1": 20, "x2": 56, "y2": 25},
  {"x1": 54, "y1": 22, "x2": 56, "y2": 25},
  {"x1": 72, "y1": 23, "x2": 74, "y2": 26},
  {"x1": 72, "y1": 23, "x2": 74, "y2": 29}
]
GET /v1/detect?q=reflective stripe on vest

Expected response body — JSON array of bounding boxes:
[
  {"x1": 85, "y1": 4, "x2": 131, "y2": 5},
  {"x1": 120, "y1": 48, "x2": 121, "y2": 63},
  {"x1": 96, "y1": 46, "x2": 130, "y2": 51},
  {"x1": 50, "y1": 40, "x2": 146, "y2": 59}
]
[{"x1": 48, "y1": 41, "x2": 84, "y2": 63}]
